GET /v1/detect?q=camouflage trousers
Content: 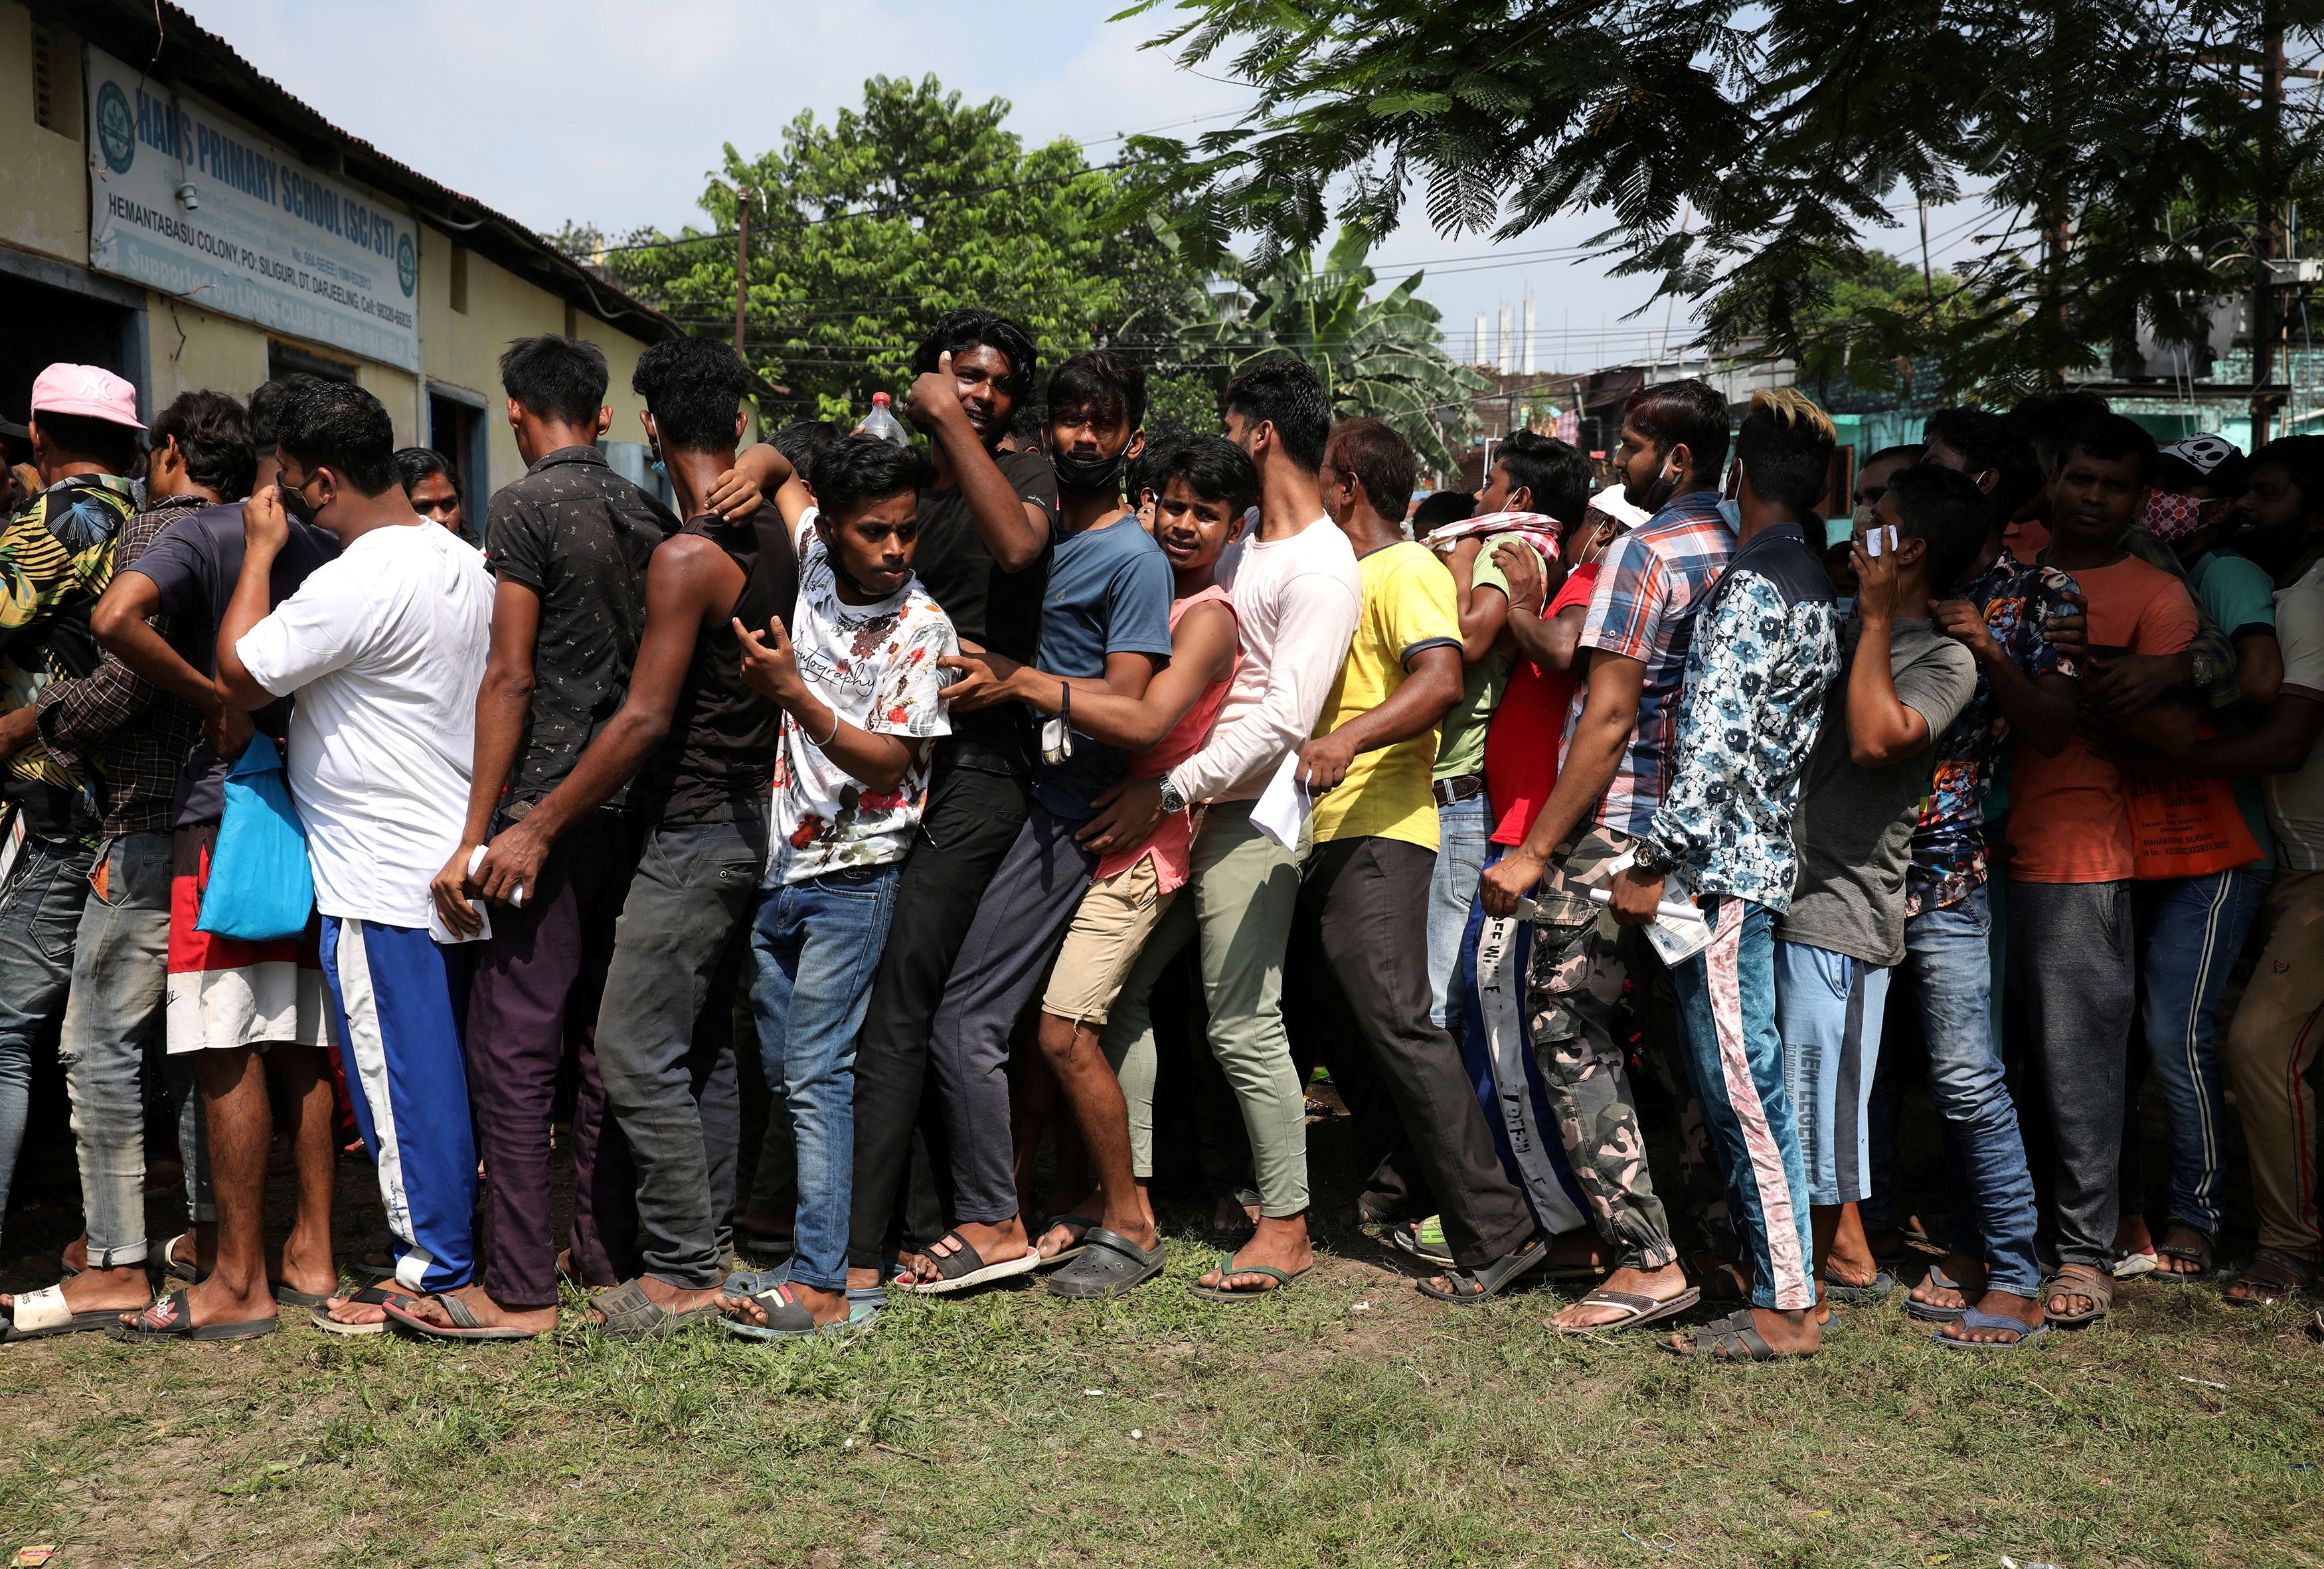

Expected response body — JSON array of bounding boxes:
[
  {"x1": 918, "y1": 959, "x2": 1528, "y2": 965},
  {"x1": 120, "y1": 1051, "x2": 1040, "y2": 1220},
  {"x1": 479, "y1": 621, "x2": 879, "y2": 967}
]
[{"x1": 1523, "y1": 827, "x2": 1682, "y2": 1272}]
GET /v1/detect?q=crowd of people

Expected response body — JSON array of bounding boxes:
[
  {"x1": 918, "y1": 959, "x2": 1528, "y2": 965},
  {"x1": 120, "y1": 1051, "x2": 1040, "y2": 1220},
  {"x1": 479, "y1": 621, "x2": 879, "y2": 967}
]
[{"x1": 0, "y1": 307, "x2": 2318, "y2": 1363}]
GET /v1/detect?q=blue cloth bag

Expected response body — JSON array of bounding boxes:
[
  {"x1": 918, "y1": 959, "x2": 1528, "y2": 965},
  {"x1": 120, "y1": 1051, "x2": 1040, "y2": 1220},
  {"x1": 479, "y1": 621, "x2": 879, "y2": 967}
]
[{"x1": 195, "y1": 734, "x2": 315, "y2": 941}]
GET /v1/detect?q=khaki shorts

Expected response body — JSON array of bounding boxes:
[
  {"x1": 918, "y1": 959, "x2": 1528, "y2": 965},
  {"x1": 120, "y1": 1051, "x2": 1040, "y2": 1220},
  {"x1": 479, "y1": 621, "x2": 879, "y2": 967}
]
[{"x1": 1040, "y1": 854, "x2": 1175, "y2": 1025}]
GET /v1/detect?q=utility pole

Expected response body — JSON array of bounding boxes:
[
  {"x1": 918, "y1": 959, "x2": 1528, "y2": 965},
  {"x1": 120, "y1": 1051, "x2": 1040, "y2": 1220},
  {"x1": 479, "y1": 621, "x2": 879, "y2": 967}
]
[
  {"x1": 733, "y1": 185, "x2": 753, "y2": 359},
  {"x1": 2253, "y1": 5, "x2": 2286, "y2": 446}
]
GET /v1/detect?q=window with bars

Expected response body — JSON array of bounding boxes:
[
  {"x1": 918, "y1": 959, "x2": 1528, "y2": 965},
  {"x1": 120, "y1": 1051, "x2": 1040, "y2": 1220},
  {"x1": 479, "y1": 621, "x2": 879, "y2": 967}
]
[{"x1": 31, "y1": 22, "x2": 82, "y2": 141}]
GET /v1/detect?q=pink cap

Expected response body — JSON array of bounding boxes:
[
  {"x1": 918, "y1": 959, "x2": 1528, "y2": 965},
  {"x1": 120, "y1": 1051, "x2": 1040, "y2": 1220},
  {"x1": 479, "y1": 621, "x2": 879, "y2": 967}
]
[{"x1": 30, "y1": 363, "x2": 143, "y2": 430}]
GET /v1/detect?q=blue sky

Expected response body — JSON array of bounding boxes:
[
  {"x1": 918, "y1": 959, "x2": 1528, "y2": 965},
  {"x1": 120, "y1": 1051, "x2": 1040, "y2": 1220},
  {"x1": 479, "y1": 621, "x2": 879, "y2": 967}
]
[{"x1": 183, "y1": 1, "x2": 1970, "y2": 376}]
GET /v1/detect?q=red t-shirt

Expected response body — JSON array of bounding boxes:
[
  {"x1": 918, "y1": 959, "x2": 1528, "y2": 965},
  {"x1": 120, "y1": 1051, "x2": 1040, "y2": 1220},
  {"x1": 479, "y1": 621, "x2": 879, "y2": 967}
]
[{"x1": 1485, "y1": 562, "x2": 1601, "y2": 845}]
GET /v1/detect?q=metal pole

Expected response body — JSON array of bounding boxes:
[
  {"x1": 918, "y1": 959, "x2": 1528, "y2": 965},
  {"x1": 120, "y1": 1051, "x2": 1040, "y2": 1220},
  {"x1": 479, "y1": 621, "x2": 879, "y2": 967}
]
[
  {"x1": 2254, "y1": 8, "x2": 2285, "y2": 446},
  {"x1": 734, "y1": 186, "x2": 752, "y2": 358}
]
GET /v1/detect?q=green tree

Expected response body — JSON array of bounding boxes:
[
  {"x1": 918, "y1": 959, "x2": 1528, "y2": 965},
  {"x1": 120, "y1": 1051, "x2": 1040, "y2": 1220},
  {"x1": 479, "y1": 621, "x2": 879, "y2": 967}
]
[
  {"x1": 1118, "y1": 0, "x2": 2324, "y2": 400},
  {"x1": 592, "y1": 76, "x2": 1212, "y2": 421},
  {"x1": 1202, "y1": 229, "x2": 1486, "y2": 472}
]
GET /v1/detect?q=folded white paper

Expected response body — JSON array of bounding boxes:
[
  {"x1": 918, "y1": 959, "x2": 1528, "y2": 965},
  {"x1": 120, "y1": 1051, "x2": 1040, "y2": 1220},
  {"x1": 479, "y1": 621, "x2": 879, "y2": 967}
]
[{"x1": 1252, "y1": 750, "x2": 1311, "y2": 850}]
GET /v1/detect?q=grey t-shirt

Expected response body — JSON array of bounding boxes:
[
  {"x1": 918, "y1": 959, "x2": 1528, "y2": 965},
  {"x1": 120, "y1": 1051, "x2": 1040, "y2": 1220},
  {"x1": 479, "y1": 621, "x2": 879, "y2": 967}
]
[{"x1": 1779, "y1": 618, "x2": 1977, "y2": 966}]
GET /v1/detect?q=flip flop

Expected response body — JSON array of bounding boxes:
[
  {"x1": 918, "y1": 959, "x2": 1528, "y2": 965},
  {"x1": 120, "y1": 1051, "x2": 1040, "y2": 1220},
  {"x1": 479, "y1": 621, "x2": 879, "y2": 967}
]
[
  {"x1": 1189, "y1": 1250, "x2": 1309, "y2": 1302},
  {"x1": 272, "y1": 1284, "x2": 335, "y2": 1311},
  {"x1": 110, "y1": 1288, "x2": 278, "y2": 1343},
  {"x1": 1, "y1": 1283, "x2": 151, "y2": 1343},
  {"x1": 1659, "y1": 1307, "x2": 1815, "y2": 1363},
  {"x1": 588, "y1": 1279, "x2": 725, "y2": 1339},
  {"x1": 1552, "y1": 1284, "x2": 1702, "y2": 1335},
  {"x1": 1933, "y1": 1309, "x2": 2050, "y2": 1351},
  {"x1": 1414, "y1": 1234, "x2": 1552, "y2": 1304},
  {"x1": 1046, "y1": 1229, "x2": 1167, "y2": 1300},
  {"x1": 384, "y1": 1293, "x2": 541, "y2": 1342},
  {"x1": 310, "y1": 1284, "x2": 418, "y2": 1336},
  {"x1": 890, "y1": 1231, "x2": 1040, "y2": 1295},
  {"x1": 1904, "y1": 1263, "x2": 1974, "y2": 1323},
  {"x1": 1035, "y1": 1214, "x2": 1102, "y2": 1269},
  {"x1": 1821, "y1": 1266, "x2": 1897, "y2": 1304},
  {"x1": 2110, "y1": 1244, "x2": 2158, "y2": 1280}
]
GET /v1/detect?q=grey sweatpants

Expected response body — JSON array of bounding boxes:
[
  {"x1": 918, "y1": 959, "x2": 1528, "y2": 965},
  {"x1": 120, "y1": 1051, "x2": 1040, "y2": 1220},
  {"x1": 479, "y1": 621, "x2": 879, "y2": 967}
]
[{"x1": 927, "y1": 803, "x2": 1099, "y2": 1225}]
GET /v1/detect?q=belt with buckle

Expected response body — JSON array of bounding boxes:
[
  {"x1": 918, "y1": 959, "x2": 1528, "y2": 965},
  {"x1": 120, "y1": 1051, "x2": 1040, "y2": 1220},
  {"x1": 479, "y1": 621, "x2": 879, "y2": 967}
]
[{"x1": 1432, "y1": 774, "x2": 1487, "y2": 807}]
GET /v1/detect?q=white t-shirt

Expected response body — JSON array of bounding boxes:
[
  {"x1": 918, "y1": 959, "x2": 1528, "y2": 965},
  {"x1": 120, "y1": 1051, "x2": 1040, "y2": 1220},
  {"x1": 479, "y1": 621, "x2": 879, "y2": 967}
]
[
  {"x1": 1168, "y1": 514, "x2": 1362, "y2": 802},
  {"x1": 2267, "y1": 562, "x2": 2324, "y2": 868},
  {"x1": 236, "y1": 519, "x2": 493, "y2": 928},
  {"x1": 771, "y1": 519, "x2": 957, "y2": 884}
]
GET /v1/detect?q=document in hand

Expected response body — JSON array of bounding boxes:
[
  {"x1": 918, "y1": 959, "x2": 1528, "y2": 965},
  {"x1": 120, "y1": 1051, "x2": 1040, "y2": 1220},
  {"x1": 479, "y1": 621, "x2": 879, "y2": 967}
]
[
  {"x1": 1588, "y1": 852, "x2": 1714, "y2": 967},
  {"x1": 1252, "y1": 750, "x2": 1311, "y2": 850}
]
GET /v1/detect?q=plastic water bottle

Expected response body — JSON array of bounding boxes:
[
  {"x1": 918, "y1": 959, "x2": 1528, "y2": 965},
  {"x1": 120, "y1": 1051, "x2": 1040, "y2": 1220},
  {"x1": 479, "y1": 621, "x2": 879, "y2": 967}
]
[{"x1": 859, "y1": 391, "x2": 908, "y2": 446}]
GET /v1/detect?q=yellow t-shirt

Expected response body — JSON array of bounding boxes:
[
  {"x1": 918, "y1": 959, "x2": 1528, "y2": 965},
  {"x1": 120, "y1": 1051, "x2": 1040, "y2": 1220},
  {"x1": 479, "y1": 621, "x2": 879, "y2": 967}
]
[{"x1": 1309, "y1": 541, "x2": 1461, "y2": 849}]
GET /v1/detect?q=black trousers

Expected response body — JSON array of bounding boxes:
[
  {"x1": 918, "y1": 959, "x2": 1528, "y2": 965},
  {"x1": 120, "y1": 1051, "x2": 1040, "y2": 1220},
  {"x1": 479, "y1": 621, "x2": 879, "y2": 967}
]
[
  {"x1": 846, "y1": 752, "x2": 1031, "y2": 1270},
  {"x1": 1293, "y1": 835, "x2": 1537, "y2": 1268}
]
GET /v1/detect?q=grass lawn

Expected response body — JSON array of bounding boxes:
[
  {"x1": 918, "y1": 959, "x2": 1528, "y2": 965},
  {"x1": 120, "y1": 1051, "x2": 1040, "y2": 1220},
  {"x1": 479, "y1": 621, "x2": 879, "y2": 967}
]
[{"x1": 1, "y1": 1213, "x2": 2318, "y2": 1569}]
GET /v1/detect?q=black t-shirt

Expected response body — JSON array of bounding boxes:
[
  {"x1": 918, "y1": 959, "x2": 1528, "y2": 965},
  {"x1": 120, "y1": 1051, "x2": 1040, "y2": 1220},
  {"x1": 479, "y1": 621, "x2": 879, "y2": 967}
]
[
  {"x1": 910, "y1": 444, "x2": 1056, "y2": 760},
  {"x1": 124, "y1": 502, "x2": 340, "y2": 826},
  {"x1": 485, "y1": 446, "x2": 678, "y2": 809}
]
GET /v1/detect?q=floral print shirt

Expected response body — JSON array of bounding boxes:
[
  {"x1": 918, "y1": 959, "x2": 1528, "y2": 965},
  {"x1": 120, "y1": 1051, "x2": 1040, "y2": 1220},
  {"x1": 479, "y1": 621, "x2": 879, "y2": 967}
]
[
  {"x1": 1903, "y1": 548, "x2": 2079, "y2": 916},
  {"x1": 768, "y1": 528, "x2": 957, "y2": 885},
  {"x1": 1645, "y1": 522, "x2": 1840, "y2": 911}
]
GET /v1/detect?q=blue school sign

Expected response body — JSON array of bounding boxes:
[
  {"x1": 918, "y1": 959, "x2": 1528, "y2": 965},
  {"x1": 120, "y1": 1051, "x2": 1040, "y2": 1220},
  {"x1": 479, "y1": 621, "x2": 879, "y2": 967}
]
[{"x1": 84, "y1": 46, "x2": 421, "y2": 371}]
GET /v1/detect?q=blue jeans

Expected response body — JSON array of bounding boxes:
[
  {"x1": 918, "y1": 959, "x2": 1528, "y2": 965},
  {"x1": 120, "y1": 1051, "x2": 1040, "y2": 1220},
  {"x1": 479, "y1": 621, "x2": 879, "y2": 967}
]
[
  {"x1": 1774, "y1": 941, "x2": 1889, "y2": 1208},
  {"x1": 749, "y1": 858, "x2": 900, "y2": 1293},
  {"x1": 60, "y1": 833, "x2": 174, "y2": 1267},
  {"x1": 1668, "y1": 896, "x2": 1815, "y2": 1311},
  {"x1": 2129, "y1": 863, "x2": 2273, "y2": 1236},
  {"x1": 1892, "y1": 884, "x2": 2042, "y2": 1296},
  {"x1": 0, "y1": 833, "x2": 96, "y2": 1243},
  {"x1": 1426, "y1": 791, "x2": 1492, "y2": 1029}
]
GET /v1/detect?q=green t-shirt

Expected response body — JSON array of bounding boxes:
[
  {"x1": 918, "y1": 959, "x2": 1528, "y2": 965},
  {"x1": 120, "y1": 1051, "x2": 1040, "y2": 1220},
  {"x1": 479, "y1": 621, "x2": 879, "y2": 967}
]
[
  {"x1": 1432, "y1": 540, "x2": 1532, "y2": 782},
  {"x1": 2193, "y1": 549, "x2": 2278, "y2": 863}
]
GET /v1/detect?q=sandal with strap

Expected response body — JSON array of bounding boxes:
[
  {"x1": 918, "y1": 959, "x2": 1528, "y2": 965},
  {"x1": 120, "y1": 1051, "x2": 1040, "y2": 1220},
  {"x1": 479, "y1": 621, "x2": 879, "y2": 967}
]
[
  {"x1": 2223, "y1": 1246, "x2": 2313, "y2": 1307},
  {"x1": 2153, "y1": 1224, "x2": 2222, "y2": 1281},
  {"x1": 384, "y1": 1293, "x2": 542, "y2": 1342},
  {"x1": 1660, "y1": 1307, "x2": 1813, "y2": 1363},
  {"x1": 1820, "y1": 1266, "x2": 1897, "y2": 1305},
  {"x1": 1390, "y1": 1216, "x2": 1454, "y2": 1269},
  {"x1": 1553, "y1": 1284, "x2": 1701, "y2": 1335},
  {"x1": 891, "y1": 1230, "x2": 1041, "y2": 1296},
  {"x1": 1188, "y1": 1250, "x2": 1309, "y2": 1301},
  {"x1": 588, "y1": 1279, "x2": 724, "y2": 1340},
  {"x1": 1414, "y1": 1234, "x2": 1550, "y2": 1304},
  {"x1": 110, "y1": 1287, "x2": 278, "y2": 1343},
  {"x1": 1, "y1": 1282, "x2": 151, "y2": 1343},
  {"x1": 2042, "y1": 1263, "x2": 2114, "y2": 1327}
]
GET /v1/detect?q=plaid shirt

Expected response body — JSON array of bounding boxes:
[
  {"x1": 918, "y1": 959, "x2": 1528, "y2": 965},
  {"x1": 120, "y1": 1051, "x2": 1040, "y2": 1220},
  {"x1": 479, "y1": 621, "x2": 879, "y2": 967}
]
[
  {"x1": 1572, "y1": 490, "x2": 1734, "y2": 839},
  {"x1": 33, "y1": 495, "x2": 207, "y2": 839}
]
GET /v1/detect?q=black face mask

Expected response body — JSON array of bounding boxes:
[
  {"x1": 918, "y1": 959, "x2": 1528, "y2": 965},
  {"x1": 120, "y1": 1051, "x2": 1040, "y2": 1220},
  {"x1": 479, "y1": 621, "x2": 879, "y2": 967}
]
[
  {"x1": 1052, "y1": 445, "x2": 1129, "y2": 499},
  {"x1": 280, "y1": 479, "x2": 319, "y2": 525}
]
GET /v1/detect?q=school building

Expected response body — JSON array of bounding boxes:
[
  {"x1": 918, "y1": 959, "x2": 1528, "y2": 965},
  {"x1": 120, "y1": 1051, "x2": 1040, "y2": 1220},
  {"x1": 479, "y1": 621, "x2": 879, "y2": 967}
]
[{"x1": 0, "y1": 0, "x2": 687, "y2": 501}]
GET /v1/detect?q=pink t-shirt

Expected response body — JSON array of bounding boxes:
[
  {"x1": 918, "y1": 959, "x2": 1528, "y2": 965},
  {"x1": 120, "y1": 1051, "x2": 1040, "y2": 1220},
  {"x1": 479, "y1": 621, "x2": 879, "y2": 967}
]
[{"x1": 1097, "y1": 585, "x2": 1240, "y2": 890}]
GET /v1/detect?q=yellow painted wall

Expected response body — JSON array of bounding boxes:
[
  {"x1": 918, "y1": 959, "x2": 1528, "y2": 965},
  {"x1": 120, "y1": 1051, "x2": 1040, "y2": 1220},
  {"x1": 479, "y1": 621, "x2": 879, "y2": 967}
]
[
  {"x1": 143, "y1": 293, "x2": 270, "y2": 410},
  {"x1": 0, "y1": 3, "x2": 92, "y2": 266},
  {"x1": 0, "y1": 3, "x2": 660, "y2": 481}
]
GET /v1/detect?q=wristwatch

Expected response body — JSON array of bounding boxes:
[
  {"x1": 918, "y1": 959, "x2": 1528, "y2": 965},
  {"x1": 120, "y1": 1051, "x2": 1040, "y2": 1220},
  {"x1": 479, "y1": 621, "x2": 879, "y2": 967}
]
[
  {"x1": 1629, "y1": 840, "x2": 1676, "y2": 876},
  {"x1": 1157, "y1": 776, "x2": 1188, "y2": 816}
]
